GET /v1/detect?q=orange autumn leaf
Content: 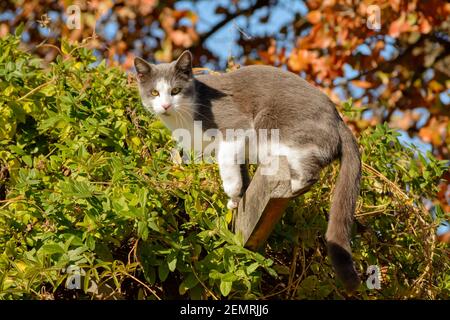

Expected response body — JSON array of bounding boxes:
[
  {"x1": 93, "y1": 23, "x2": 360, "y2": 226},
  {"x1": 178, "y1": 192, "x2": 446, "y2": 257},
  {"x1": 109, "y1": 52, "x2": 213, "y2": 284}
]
[
  {"x1": 351, "y1": 80, "x2": 374, "y2": 89},
  {"x1": 170, "y1": 30, "x2": 194, "y2": 47},
  {"x1": 287, "y1": 49, "x2": 317, "y2": 72},
  {"x1": 388, "y1": 14, "x2": 411, "y2": 38},
  {"x1": 419, "y1": 120, "x2": 447, "y2": 146},
  {"x1": 307, "y1": 10, "x2": 322, "y2": 24},
  {"x1": 419, "y1": 17, "x2": 432, "y2": 33},
  {"x1": 388, "y1": 20, "x2": 402, "y2": 38},
  {"x1": 419, "y1": 126, "x2": 442, "y2": 145},
  {"x1": 258, "y1": 50, "x2": 274, "y2": 64},
  {"x1": 187, "y1": 11, "x2": 198, "y2": 24},
  {"x1": 139, "y1": 0, "x2": 157, "y2": 15},
  {"x1": 429, "y1": 80, "x2": 444, "y2": 93}
]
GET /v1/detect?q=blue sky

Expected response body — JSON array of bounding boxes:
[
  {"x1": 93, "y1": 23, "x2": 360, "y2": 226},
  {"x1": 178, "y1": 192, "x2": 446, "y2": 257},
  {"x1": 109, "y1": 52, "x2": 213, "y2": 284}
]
[{"x1": 175, "y1": 0, "x2": 308, "y2": 62}]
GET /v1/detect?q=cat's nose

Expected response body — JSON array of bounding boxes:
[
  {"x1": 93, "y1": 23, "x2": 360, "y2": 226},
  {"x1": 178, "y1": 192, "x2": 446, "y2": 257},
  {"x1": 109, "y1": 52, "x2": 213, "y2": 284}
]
[{"x1": 162, "y1": 104, "x2": 172, "y2": 111}]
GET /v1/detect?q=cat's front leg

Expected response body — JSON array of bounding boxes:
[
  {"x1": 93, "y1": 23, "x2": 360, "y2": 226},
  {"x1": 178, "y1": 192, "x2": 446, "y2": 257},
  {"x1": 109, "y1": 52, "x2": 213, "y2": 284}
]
[{"x1": 218, "y1": 140, "x2": 246, "y2": 209}]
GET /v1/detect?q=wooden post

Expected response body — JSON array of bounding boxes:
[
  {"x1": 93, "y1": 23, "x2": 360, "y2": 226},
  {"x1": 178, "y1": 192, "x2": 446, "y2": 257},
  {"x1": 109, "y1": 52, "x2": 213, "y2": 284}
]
[{"x1": 234, "y1": 156, "x2": 305, "y2": 251}]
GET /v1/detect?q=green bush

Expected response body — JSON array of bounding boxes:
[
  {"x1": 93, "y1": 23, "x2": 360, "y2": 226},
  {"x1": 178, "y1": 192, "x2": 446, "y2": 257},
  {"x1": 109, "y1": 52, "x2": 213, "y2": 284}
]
[{"x1": 0, "y1": 33, "x2": 448, "y2": 299}]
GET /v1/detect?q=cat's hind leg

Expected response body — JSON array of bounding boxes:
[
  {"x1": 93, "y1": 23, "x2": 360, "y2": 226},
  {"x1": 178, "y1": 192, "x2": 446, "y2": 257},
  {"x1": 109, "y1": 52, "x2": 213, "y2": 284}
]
[{"x1": 275, "y1": 144, "x2": 322, "y2": 196}]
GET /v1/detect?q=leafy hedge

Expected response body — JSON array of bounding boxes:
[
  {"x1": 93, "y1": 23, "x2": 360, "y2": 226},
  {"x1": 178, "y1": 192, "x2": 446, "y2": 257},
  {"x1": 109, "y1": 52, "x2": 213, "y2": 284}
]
[{"x1": 0, "y1": 33, "x2": 449, "y2": 300}]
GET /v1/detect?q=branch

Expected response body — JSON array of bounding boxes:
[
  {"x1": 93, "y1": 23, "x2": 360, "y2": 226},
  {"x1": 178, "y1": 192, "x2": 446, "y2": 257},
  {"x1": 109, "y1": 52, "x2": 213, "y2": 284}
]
[
  {"x1": 197, "y1": 0, "x2": 270, "y2": 45},
  {"x1": 339, "y1": 35, "x2": 428, "y2": 86},
  {"x1": 342, "y1": 32, "x2": 449, "y2": 86}
]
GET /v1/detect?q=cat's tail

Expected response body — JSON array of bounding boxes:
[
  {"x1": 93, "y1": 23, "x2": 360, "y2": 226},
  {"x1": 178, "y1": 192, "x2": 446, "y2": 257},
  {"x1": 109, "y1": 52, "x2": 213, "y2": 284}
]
[{"x1": 326, "y1": 120, "x2": 361, "y2": 291}]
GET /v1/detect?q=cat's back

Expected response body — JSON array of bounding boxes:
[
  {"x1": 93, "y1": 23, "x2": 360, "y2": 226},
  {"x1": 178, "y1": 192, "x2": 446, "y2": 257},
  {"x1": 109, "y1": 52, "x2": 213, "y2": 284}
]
[
  {"x1": 226, "y1": 64, "x2": 301, "y2": 83},
  {"x1": 197, "y1": 64, "x2": 300, "y2": 82},
  {"x1": 194, "y1": 64, "x2": 337, "y2": 125},
  {"x1": 196, "y1": 64, "x2": 324, "y2": 99}
]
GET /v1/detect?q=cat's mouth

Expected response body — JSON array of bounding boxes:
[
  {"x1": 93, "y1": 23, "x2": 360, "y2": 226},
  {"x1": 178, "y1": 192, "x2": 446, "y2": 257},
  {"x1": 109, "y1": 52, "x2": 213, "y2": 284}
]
[
  {"x1": 158, "y1": 110, "x2": 172, "y2": 117},
  {"x1": 158, "y1": 109, "x2": 170, "y2": 116},
  {"x1": 158, "y1": 106, "x2": 180, "y2": 116}
]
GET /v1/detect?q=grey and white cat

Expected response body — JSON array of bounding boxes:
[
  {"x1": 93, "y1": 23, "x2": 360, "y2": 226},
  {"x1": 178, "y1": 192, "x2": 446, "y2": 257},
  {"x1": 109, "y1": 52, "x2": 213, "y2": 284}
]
[{"x1": 134, "y1": 51, "x2": 361, "y2": 291}]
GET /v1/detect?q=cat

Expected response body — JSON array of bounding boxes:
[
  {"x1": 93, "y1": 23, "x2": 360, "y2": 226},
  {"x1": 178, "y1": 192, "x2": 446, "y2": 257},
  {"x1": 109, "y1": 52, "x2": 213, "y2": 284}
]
[{"x1": 134, "y1": 51, "x2": 361, "y2": 291}]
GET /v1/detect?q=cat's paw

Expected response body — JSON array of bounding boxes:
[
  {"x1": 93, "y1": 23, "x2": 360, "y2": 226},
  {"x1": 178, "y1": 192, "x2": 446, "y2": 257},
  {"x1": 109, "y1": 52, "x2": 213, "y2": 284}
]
[{"x1": 227, "y1": 198, "x2": 239, "y2": 210}]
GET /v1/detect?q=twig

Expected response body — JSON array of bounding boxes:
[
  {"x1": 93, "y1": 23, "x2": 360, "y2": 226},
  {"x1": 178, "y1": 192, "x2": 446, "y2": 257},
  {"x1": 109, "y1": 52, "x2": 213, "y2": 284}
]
[
  {"x1": 17, "y1": 78, "x2": 56, "y2": 101},
  {"x1": 286, "y1": 246, "x2": 299, "y2": 298},
  {"x1": 127, "y1": 239, "x2": 139, "y2": 266},
  {"x1": 36, "y1": 43, "x2": 62, "y2": 55},
  {"x1": 190, "y1": 264, "x2": 219, "y2": 300},
  {"x1": 355, "y1": 209, "x2": 394, "y2": 217},
  {"x1": 0, "y1": 195, "x2": 25, "y2": 203},
  {"x1": 122, "y1": 271, "x2": 161, "y2": 300},
  {"x1": 198, "y1": 0, "x2": 270, "y2": 45}
]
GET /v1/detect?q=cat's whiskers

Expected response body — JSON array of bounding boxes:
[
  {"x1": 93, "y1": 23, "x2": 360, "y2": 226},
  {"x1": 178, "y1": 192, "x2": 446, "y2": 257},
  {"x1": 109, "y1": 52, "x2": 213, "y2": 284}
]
[
  {"x1": 176, "y1": 102, "x2": 212, "y2": 123},
  {"x1": 173, "y1": 105, "x2": 191, "y2": 129}
]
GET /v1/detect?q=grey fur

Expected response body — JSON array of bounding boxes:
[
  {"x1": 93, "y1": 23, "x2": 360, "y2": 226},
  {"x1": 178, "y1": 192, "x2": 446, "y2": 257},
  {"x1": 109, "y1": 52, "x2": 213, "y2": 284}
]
[{"x1": 135, "y1": 51, "x2": 361, "y2": 291}]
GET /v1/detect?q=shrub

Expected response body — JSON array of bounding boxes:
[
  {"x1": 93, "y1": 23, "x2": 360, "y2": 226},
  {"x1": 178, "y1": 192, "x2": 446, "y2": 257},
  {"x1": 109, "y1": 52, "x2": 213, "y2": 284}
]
[{"x1": 0, "y1": 33, "x2": 448, "y2": 299}]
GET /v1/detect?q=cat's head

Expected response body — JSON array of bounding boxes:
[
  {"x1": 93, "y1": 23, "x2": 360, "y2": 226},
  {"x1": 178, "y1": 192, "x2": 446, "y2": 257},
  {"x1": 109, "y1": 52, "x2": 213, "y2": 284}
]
[{"x1": 134, "y1": 51, "x2": 194, "y2": 116}]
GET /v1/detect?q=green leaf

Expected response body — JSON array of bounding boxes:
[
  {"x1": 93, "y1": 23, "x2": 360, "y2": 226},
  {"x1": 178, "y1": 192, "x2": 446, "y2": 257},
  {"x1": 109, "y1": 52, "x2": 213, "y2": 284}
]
[
  {"x1": 208, "y1": 270, "x2": 223, "y2": 280},
  {"x1": 59, "y1": 180, "x2": 93, "y2": 198},
  {"x1": 179, "y1": 273, "x2": 199, "y2": 295},
  {"x1": 22, "y1": 155, "x2": 33, "y2": 167},
  {"x1": 220, "y1": 280, "x2": 232, "y2": 297},
  {"x1": 40, "y1": 244, "x2": 65, "y2": 256},
  {"x1": 167, "y1": 252, "x2": 177, "y2": 272},
  {"x1": 222, "y1": 272, "x2": 238, "y2": 282},
  {"x1": 137, "y1": 221, "x2": 148, "y2": 241},
  {"x1": 158, "y1": 263, "x2": 169, "y2": 282},
  {"x1": 15, "y1": 23, "x2": 25, "y2": 37},
  {"x1": 148, "y1": 219, "x2": 160, "y2": 232},
  {"x1": 246, "y1": 262, "x2": 260, "y2": 275}
]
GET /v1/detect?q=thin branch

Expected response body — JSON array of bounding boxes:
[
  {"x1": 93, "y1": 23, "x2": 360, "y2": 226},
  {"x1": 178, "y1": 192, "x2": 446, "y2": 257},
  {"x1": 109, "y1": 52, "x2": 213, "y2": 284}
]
[
  {"x1": 189, "y1": 264, "x2": 219, "y2": 300},
  {"x1": 198, "y1": 0, "x2": 270, "y2": 45},
  {"x1": 17, "y1": 78, "x2": 56, "y2": 101},
  {"x1": 122, "y1": 271, "x2": 162, "y2": 300},
  {"x1": 340, "y1": 35, "x2": 428, "y2": 86},
  {"x1": 342, "y1": 32, "x2": 449, "y2": 87}
]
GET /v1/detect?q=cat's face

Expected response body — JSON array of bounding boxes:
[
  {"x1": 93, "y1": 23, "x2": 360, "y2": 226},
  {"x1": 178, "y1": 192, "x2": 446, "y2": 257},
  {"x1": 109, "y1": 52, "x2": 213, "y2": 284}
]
[{"x1": 134, "y1": 51, "x2": 194, "y2": 116}]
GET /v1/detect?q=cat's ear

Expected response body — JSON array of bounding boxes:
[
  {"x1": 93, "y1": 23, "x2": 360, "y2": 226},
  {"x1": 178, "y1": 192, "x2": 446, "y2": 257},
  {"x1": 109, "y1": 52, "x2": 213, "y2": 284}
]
[
  {"x1": 134, "y1": 57, "x2": 152, "y2": 80},
  {"x1": 174, "y1": 51, "x2": 192, "y2": 77}
]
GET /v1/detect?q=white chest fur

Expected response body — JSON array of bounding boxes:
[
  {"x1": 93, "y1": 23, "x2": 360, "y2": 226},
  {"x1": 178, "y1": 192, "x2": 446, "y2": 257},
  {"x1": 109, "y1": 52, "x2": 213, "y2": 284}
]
[{"x1": 159, "y1": 109, "x2": 218, "y2": 162}]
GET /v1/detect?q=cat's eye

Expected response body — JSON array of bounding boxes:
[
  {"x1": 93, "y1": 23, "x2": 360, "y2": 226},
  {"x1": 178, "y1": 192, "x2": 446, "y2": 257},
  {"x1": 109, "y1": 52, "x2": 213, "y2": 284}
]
[
  {"x1": 151, "y1": 89, "x2": 159, "y2": 96},
  {"x1": 171, "y1": 87, "x2": 181, "y2": 95}
]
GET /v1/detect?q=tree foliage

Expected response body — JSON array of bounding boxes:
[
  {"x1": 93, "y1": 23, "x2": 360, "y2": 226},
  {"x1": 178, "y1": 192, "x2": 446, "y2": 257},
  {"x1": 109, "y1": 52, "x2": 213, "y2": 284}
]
[{"x1": 0, "y1": 34, "x2": 448, "y2": 300}]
